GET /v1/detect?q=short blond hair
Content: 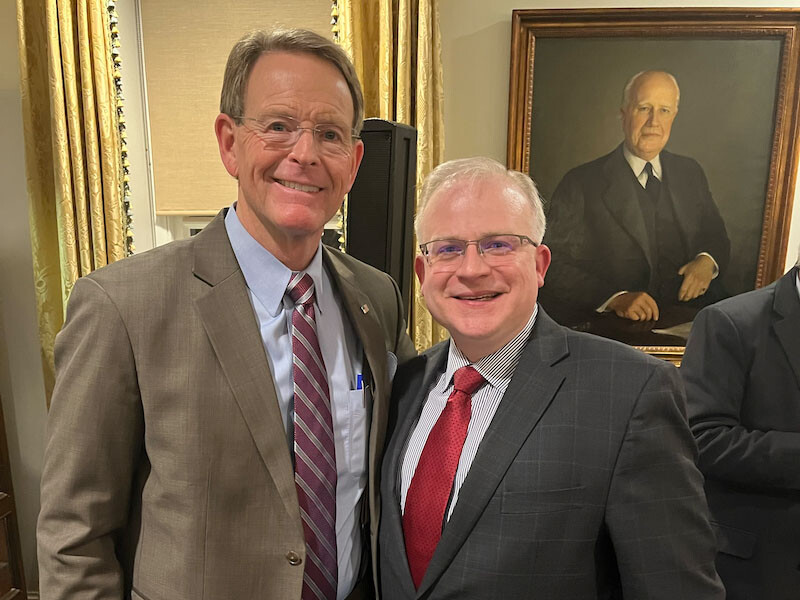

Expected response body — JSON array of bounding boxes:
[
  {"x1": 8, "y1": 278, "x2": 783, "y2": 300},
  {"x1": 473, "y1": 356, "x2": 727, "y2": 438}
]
[
  {"x1": 219, "y1": 28, "x2": 365, "y2": 134},
  {"x1": 415, "y1": 157, "x2": 546, "y2": 242}
]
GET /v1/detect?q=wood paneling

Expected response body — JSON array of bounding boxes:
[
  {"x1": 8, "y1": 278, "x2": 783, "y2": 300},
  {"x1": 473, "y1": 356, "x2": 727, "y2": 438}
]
[{"x1": 0, "y1": 397, "x2": 26, "y2": 599}]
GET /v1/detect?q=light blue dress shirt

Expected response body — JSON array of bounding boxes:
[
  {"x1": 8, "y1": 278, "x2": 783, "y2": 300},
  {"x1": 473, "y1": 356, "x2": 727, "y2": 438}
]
[{"x1": 225, "y1": 206, "x2": 365, "y2": 600}]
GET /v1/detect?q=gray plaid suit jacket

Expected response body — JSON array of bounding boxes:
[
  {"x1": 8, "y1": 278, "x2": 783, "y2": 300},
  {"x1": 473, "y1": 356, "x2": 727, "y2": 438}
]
[
  {"x1": 37, "y1": 209, "x2": 416, "y2": 600},
  {"x1": 379, "y1": 309, "x2": 724, "y2": 599}
]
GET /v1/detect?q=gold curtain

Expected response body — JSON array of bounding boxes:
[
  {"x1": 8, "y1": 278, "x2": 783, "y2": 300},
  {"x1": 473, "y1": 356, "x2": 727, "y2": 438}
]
[
  {"x1": 334, "y1": 0, "x2": 448, "y2": 351},
  {"x1": 17, "y1": 0, "x2": 126, "y2": 404}
]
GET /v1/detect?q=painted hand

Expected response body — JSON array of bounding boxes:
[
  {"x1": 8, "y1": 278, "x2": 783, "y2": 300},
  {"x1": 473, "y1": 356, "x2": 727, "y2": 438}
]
[
  {"x1": 607, "y1": 291, "x2": 660, "y2": 321},
  {"x1": 677, "y1": 255, "x2": 715, "y2": 301}
]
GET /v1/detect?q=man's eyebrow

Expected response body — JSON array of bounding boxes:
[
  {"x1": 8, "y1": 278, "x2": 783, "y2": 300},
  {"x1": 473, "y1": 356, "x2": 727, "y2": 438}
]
[
  {"x1": 251, "y1": 110, "x2": 295, "y2": 120},
  {"x1": 254, "y1": 103, "x2": 348, "y2": 117},
  {"x1": 258, "y1": 111, "x2": 350, "y2": 126},
  {"x1": 312, "y1": 114, "x2": 351, "y2": 125}
]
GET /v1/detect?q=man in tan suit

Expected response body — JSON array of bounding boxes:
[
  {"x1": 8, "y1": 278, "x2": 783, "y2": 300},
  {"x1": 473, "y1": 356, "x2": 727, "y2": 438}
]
[{"x1": 37, "y1": 29, "x2": 415, "y2": 600}]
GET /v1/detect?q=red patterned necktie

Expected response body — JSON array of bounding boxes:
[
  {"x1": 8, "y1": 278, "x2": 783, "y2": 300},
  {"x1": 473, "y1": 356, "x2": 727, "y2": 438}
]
[
  {"x1": 286, "y1": 272, "x2": 338, "y2": 600},
  {"x1": 402, "y1": 365, "x2": 486, "y2": 589}
]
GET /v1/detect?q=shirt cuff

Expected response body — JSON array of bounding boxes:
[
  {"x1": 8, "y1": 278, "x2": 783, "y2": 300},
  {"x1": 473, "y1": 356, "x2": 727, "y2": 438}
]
[
  {"x1": 696, "y1": 252, "x2": 719, "y2": 279},
  {"x1": 596, "y1": 291, "x2": 629, "y2": 313}
]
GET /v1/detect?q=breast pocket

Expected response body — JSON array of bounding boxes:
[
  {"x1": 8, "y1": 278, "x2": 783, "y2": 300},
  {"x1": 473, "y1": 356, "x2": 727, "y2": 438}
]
[
  {"x1": 501, "y1": 486, "x2": 586, "y2": 514},
  {"x1": 347, "y1": 388, "x2": 368, "y2": 480}
]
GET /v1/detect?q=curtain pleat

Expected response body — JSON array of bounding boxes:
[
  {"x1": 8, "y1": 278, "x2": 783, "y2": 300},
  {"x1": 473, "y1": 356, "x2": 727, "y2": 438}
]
[
  {"x1": 335, "y1": 0, "x2": 448, "y2": 351},
  {"x1": 17, "y1": 0, "x2": 126, "y2": 405}
]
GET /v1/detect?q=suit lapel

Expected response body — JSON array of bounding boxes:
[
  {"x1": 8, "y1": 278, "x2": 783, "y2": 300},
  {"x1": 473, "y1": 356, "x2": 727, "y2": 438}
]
[
  {"x1": 192, "y1": 211, "x2": 301, "y2": 525},
  {"x1": 384, "y1": 344, "x2": 449, "y2": 597},
  {"x1": 322, "y1": 246, "x2": 400, "y2": 576},
  {"x1": 660, "y1": 150, "x2": 695, "y2": 253},
  {"x1": 322, "y1": 246, "x2": 389, "y2": 480},
  {"x1": 772, "y1": 267, "x2": 800, "y2": 390},
  {"x1": 323, "y1": 248, "x2": 388, "y2": 415},
  {"x1": 601, "y1": 145, "x2": 653, "y2": 269},
  {"x1": 417, "y1": 312, "x2": 569, "y2": 596}
]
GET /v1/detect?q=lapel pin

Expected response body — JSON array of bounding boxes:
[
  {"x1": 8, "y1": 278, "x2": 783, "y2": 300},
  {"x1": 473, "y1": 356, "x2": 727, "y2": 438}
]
[{"x1": 361, "y1": 304, "x2": 369, "y2": 314}]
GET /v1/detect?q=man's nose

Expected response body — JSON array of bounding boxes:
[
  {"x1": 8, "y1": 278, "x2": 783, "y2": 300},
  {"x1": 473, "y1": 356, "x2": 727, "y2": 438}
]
[
  {"x1": 287, "y1": 128, "x2": 320, "y2": 164},
  {"x1": 456, "y1": 244, "x2": 491, "y2": 277}
]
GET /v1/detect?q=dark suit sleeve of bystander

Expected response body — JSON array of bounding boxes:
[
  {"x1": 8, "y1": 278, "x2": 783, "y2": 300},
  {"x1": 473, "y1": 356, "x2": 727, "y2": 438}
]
[{"x1": 681, "y1": 303, "x2": 800, "y2": 491}]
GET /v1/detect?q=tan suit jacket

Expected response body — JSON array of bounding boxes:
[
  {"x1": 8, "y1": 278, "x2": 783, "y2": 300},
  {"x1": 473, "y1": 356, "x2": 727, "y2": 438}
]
[{"x1": 37, "y1": 210, "x2": 416, "y2": 599}]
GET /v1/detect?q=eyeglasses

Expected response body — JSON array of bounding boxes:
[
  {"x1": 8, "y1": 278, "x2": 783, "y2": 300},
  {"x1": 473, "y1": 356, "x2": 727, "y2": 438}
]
[
  {"x1": 235, "y1": 114, "x2": 360, "y2": 157},
  {"x1": 419, "y1": 234, "x2": 539, "y2": 271}
]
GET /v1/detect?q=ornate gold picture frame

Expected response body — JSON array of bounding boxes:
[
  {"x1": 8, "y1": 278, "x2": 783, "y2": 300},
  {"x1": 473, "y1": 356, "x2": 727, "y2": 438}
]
[{"x1": 508, "y1": 8, "x2": 800, "y2": 363}]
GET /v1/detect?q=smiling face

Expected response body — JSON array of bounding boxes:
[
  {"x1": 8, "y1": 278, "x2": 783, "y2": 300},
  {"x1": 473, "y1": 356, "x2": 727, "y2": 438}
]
[
  {"x1": 621, "y1": 72, "x2": 679, "y2": 161},
  {"x1": 415, "y1": 175, "x2": 551, "y2": 361},
  {"x1": 215, "y1": 51, "x2": 364, "y2": 268}
]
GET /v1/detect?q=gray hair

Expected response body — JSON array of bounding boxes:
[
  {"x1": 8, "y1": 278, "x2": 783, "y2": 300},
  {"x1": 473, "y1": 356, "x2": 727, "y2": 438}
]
[
  {"x1": 220, "y1": 28, "x2": 365, "y2": 134},
  {"x1": 621, "y1": 70, "x2": 681, "y2": 109},
  {"x1": 415, "y1": 157, "x2": 546, "y2": 243}
]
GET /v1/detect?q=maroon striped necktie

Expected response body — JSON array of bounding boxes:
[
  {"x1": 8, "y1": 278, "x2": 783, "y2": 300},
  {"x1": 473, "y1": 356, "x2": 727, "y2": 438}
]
[
  {"x1": 286, "y1": 272, "x2": 338, "y2": 600},
  {"x1": 402, "y1": 365, "x2": 485, "y2": 588}
]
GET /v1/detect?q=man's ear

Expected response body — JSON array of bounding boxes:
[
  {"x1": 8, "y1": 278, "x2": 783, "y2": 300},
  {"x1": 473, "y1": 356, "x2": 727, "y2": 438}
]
[
  {"x1": 215, "y1": 113, "x2": 238, "y2": 178},
  {"x1": 345, "y1": 139, "x2": 365, "y2": 191},
  {"x1": 414, "y1": 254, "x2": 427, "y2": 291},
  {"x1": 535, "y1": 243, "x2": 552, "y2": 288}
]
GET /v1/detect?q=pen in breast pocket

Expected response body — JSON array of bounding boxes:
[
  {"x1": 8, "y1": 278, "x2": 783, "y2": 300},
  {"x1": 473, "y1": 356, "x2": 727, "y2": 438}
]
[{"x1": 356, "y1": 374, "x2": 367, "y2": 407}]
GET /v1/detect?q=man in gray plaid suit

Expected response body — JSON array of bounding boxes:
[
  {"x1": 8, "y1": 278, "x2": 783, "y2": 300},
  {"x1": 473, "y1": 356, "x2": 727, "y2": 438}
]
[{"x1": 378, "y1": 157, "x2": 724, "y2": 599}]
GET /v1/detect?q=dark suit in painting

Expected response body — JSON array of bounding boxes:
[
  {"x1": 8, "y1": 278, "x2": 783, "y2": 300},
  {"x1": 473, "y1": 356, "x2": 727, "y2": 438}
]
[
  {"x1": 379, "y1": 309, "x2": 723, "y2": 599},
  {"x1": 681, "y1": 267, "x2": 800, "y2": 599},
  {"x1": 540, "y1": 144, "x2": 730, "y2": 315}
]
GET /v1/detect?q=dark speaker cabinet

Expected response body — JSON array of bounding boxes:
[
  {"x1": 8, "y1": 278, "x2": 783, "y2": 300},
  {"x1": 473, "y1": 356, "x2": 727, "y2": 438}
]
[{"x1": 346, "y1": 119, "x2": 417, "y2": 314}]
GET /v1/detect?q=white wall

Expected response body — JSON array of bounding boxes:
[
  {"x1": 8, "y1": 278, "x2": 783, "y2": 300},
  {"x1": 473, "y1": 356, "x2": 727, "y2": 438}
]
[
  {"x1": 439, "y1": 0, "x2": 800, "y2": 271},
  {"x1": 0, "y1": 0, "x2": 49, "y2": 591}
]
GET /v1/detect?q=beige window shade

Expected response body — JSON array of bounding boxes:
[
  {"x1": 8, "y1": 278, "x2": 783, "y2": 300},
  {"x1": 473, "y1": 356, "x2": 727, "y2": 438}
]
[{"x1": 140, "y1": 1, "x2": 333, "y2": 215}]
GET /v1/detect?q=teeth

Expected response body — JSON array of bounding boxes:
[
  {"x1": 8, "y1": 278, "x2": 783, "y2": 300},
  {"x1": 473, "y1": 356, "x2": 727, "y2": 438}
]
[
  {"x1": 461, "y1": 294, "x2": 496, "y2": 300},
  {"x1": 277, "y1": 179, "x2": 321, "y2": 193}
]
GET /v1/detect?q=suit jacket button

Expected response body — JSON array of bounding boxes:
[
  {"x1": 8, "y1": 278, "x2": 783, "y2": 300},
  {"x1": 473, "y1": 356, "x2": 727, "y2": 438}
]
[{"x1": 286, "y1": 550, "x2": 303, "y2": 566}]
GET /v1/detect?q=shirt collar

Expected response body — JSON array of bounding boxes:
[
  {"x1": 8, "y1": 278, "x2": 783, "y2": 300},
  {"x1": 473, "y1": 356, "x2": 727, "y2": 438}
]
[
  {"x1": 444, "y1": 304, "x2": 538, "y2": 390},
  {"x1": 225, "y1": 204, "x2": 326, "y2": 316},
  {"x1": 623, "y1": 144, "x2": 663, "y2": 180}
]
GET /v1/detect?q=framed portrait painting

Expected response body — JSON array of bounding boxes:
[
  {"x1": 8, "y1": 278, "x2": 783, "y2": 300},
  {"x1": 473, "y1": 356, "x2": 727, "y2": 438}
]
[{"x1": 507, "y1": 8, "x2": 800, "y2": 362}]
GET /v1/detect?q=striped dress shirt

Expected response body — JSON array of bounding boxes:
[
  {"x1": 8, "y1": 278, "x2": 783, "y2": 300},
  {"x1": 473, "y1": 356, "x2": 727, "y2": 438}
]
[{"x1": 400, "y1": 306, "x2": 538, "y2": 519}]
